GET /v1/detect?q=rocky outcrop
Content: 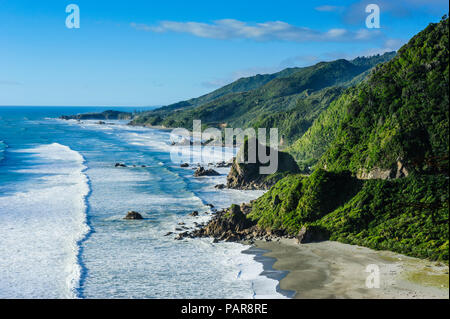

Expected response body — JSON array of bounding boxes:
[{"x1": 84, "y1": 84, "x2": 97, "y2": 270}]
[
  {"x1": 296, "y1": 225, "x2": 329, "y2": 243},
  {"x1": 357, "y1": 159, "x2": 409, "y2": 180},
  {"x1": 194, "y1": 167, "x2": 220, "y2": 177},
  {"x1": 186, "y1": 205, "x2": 259, "y2": 242},
  {"x1": 227, "y1": 138, "x2": 300, "y2": 190},
  {"x1": 176, "y1": 202, "x2": 330, "y2": 245},
  {"x1": 124, "y1": 211, "x2": 143, "y2": 220}
]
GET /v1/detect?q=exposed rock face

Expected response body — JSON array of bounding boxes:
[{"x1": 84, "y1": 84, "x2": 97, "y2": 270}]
[
  {"x1": 227, "y1": 138, "x2": 300, "y2": 190},
  {"x1": 124, "y1": 211, "x2": 143, "y2": 220},
  {"x1": 187, "y1": 205, "x2": 259, "y2": 242},
  {"x1": 178, "y1": 202, "x2": 329, "y2": 244},
  {"x1": 194, "y1": 167, "x2": 220, "y2": 177},
  {"x1": 356, "y1": 159, "x2": 409, "y2": 180},
  {"x1": 296, "y1": 226, "x2": 329, "y2": 244}
]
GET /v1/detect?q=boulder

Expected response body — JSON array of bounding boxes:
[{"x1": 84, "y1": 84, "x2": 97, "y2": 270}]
[
  {"x1": 115, "y1": 163, "x2": 127, "y2": 168},
  {"x1": 215, "y1": 184, "x2": 226, "y2": 189},
  {"x1": 194, "y1": 167, "x2": 220, "y2": 177},
  {"x1": 180, "y1": 163, "x2": 189, "y2": 167},
  {"x1": 124, "y1": 211, "x2": 143, "y2": 220},
  {"x1": 189, "y1": 211, "x2": 199, "y2": 217},
  {"x1": 296, "y1": 226, "x2": 329, "y2": 244}
]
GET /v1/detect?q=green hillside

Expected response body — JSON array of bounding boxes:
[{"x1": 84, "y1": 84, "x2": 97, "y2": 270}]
[
  {"x1": 249, "y1": 17, "x2": 449, "y2": 261},
  {"x1": 130, "y1": 53, "x2": 395, "y2": 145},
  {"x1": 289, "y1": 17, "x2": 449, "y2": 176}
]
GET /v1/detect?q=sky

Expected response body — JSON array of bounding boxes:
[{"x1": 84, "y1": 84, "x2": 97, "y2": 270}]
[{"x1": 0, "y1": 0, "x2": 448, "y2": 107}]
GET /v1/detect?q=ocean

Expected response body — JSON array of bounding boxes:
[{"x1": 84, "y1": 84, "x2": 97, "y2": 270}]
[{"x1": 0, "y1": 106, "x2": 287, "y2": 299}]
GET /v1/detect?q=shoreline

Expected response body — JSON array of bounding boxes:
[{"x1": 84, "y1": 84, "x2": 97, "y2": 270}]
[
  {"x1": 64, "y1": 120, "x2": 450, "y2": 299},
  {"x1": 251, "y1": 238, "x2": 449, "y2": 299}
]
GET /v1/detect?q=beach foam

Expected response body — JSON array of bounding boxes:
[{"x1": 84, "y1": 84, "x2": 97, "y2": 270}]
[
  {"x1": 0, "y1": 140, "x2": 6, "y2": 163},
  {"x1": 0, "y1": 143, "x2": 90, "y2": 298}
]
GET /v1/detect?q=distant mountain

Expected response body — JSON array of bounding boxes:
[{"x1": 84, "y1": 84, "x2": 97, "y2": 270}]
[{"x1": 130, "y1": 52, "x2": 396, "y2": 146}]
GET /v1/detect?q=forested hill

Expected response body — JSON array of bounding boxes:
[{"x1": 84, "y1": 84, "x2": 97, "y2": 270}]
[
  {"x1": 288, "y1": 16, "x2": 449, "y2": 176},
  {"x1": 248, "y1": 16, "x2": 449, "y2": 261},
  {"x1": 130, "y1": 52, "x2": 395, "y2": 145}
]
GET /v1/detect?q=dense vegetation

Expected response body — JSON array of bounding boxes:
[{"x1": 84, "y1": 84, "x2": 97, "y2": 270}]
[
  {"x1": 249, "y1": 170, "x2": 449, "y2": 261},
  {"x1": 289, "y1": 17, "x2": 449, "y2": 175},
  {"x1": 250, "y1": 17, "x2": 449, "y2": 261}
]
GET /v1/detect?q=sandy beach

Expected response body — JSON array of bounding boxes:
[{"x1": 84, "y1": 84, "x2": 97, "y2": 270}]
[{"x1": 251, "y1": 239, "x2": 449, "y2": 299}]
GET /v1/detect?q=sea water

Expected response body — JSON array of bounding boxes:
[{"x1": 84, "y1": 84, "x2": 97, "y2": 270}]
[{"x1": 0, "y1": 107, "x2": 286, "y2": 299}]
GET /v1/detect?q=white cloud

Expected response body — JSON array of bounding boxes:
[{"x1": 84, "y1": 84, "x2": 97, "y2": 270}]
[
  {"x1": 315, "y1": 5, "x2": 342, "y2": 12},
  {"x1": 131, "y1": 19, "x2": 380, "y2": 42}
]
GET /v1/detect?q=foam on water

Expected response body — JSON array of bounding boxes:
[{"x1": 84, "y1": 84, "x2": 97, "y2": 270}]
[
  {"x1": 0, "y1": 143, "x2": 90, "y2": 298},
  {"x1": 0, "y1": 140, "x2": 6, "y2": 163}
]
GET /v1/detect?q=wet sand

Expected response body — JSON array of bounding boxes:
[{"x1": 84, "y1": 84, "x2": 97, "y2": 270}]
[{"x1": 252, "y1": 239, "x2": 449, "y2": 299}]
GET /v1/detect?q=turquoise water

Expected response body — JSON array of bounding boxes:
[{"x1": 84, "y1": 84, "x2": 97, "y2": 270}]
[{"x1": 0, "y1": 107, "x2": 284, "y2": 299}]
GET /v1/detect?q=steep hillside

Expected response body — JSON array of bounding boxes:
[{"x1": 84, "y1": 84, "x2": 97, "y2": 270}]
[
  {"x1": 131, "y1": 67, "x2": 303, "y2": 122},
  {"x1": 289, "y1": 17, "x2": 449, "y2": 176},
  {"x1": 130, "y1": 53, "x2": 395, "y2": 140}
]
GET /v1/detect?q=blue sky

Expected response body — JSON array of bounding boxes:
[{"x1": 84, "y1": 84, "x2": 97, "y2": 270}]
[{"x1": 0, "y1": 0, "x2": 448, "y2": 106}]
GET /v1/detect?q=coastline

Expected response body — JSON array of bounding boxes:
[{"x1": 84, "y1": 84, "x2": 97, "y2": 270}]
[
  {"x1": 63, "y1": 119, "x2": 449, "y2": 300},
  {"x1": 252, "y1": 238, "x2": 449, "y2": 299}
]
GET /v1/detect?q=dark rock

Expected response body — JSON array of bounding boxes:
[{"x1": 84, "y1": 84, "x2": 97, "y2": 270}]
[
  {"x1": 215, "y1": 184, "x2": 226, "y2": 189},
  {"x1": 296, "y1": 225, "x2": 329, "y2": 244},
  {"x1": 226, "y1": 138, "x2": 299, "y2": 190},
  {"x1": 115, "y1": 163, "x2": 127, "y2": 168},
  {"x1": 206, "y1": 203, "x2": 215, "y2": 208},
  {"x1": 180, "y1": 163, "x2": 189, "y2": 168},
  {"x1": 97, "y1": 121, "x2": 106, "y2": 125},
  {"x1": 216, "y1": 161, "x2": 232, "y2": 168},
  {"x1": 273, "y1": 195, "x2": 281, "y2": 206},
  {"x1": 194, "y1": 167, "x2": 220, "y2": 177},
  {"x1": 178, "y1": 222, "x2": 185, "y2": 225},
  {"x1": 124, "y1": 211, "x2": 143, "y2": 220},
  {"x1": 189, "y1": 211, "x2": 199, "y2": 217},
  {"x1": 164, "y1": 232, "x2": 173, "y2": 236}
]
